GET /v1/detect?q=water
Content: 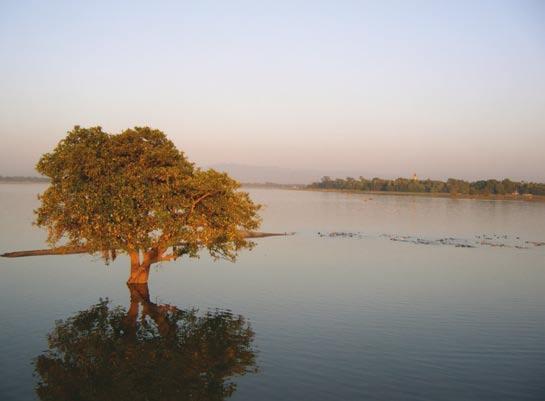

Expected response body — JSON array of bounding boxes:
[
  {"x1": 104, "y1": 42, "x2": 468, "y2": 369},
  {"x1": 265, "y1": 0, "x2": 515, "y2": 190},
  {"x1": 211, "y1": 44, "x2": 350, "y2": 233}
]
[{"x1": 1, "y1": 184, "x2": 544, "y2": 400}]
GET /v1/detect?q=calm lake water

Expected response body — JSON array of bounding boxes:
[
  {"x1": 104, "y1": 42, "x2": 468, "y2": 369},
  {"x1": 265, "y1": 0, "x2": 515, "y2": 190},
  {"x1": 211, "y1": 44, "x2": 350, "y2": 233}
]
[{"x1": 1, "y1": 184, "x2": 544, "y2": 400}]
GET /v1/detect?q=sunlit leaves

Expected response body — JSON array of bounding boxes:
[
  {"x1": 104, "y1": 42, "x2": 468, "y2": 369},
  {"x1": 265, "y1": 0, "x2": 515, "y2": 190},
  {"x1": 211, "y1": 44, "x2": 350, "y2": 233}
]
[{"x1": 35, "y1": 126, "x2": 261, "y2": 264}]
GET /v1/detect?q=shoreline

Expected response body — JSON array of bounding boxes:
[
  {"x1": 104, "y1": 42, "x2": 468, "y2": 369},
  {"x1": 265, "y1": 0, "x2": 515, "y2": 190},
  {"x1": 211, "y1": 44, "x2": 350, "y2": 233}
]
[{"x1": 300, "y1": 188, "x2": 545, "y2": 202}]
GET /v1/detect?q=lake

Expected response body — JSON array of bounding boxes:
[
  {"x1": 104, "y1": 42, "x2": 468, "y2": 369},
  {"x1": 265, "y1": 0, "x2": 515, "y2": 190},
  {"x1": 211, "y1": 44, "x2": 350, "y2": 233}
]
[{"x1": 1, "y1": 184, "x2": 544, "y2": 400}]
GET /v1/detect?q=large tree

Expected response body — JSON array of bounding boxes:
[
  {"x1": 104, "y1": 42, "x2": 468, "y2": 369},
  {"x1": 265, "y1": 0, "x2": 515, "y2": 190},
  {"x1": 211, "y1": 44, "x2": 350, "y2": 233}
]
[{"x1": 35, "y1": 126, "x2": 261, "y2": 284}]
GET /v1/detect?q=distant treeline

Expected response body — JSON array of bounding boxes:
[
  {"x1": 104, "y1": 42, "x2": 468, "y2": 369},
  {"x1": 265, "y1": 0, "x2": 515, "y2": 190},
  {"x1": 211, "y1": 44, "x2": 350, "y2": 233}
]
[
  {"x1": 0, "y1": 175, "x2": 49, "y2": 183},
  {"x1": 309, "y1": 176, "x2": 545, "y2": 196},
  {"x1": 242, "y1": 182, "x2": 306, "y2": 189}
]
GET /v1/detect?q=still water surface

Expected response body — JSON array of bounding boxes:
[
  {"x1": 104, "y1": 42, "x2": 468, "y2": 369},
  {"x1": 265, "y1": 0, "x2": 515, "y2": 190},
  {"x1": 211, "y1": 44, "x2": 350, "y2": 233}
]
[{"x1": 0, "y1": 184, "x2": 544, "y2": 400}]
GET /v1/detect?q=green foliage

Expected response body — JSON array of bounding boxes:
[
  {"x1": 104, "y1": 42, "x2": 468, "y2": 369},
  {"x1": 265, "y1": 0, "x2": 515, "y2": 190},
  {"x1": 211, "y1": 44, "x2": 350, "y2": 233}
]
[
  {"x1": 310, "y1": 175, "x2": 545, "y2": 196},
  {"x1": 34, "y1": 292, "x2": 256, "y2": 401},
  {"x1": 35, "y1": 126, "x2": 261, "y2": 262}
]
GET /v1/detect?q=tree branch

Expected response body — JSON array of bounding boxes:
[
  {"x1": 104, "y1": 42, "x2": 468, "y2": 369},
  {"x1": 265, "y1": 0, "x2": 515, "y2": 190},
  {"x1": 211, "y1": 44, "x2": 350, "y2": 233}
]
[
  {"x1": 157, "y1": 253, "x2": 177, "y2": 262},
  {"x1": 1, "y1": 232, "x2": 294, "y2": 258}
]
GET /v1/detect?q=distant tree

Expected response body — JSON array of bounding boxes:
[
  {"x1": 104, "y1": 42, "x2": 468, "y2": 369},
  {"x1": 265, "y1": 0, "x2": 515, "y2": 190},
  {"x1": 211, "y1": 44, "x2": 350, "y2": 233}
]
[
  {"x1": 446, "y1": 178, "x2": 470, "y2": 195},
  {"x1": 502, "y1": 179, "x2": 515, "y2": 194},
  {"x1": 345, "y1": 177, "x2": 357, "y2": 190},
  {"x1": 34, "y1": 284, "x2": 256, "y2": 401},
  {"x1": 35, "y1": 126, "x2": 261, "y2": 284}
]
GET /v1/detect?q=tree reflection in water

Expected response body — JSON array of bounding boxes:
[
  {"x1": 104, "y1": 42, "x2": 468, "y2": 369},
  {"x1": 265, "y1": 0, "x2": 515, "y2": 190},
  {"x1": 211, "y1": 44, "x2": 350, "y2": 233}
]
[{"x1": 34, "y1": 284, "x2": 257, "y2": 401}]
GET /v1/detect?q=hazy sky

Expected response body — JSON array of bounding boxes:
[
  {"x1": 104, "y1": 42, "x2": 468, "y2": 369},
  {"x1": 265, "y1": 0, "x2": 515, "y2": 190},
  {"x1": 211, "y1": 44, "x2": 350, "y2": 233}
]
[{"x1": 1, "y1": 0, "x2": 544, "y2": 181}]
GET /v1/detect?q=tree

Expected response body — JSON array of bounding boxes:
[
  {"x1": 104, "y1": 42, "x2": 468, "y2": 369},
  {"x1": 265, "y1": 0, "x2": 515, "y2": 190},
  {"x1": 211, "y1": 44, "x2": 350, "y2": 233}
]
[
  {"x1": 35, "y1": 126, "x2": 261, "y2": 284},
  {"x1": 34, "y1": 284, "x2": 256, "y2": 401}
]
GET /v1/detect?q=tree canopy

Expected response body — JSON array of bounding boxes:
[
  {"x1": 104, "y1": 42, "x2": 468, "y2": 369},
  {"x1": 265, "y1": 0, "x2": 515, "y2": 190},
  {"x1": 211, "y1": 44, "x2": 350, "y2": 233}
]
[{"x1": 35, "y1": 126, "x2": 261, "y2": 283}]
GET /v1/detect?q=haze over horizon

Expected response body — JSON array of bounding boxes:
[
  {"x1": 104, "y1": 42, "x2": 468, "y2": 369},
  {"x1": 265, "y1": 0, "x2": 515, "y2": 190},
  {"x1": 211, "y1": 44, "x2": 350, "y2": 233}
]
[{"x1": 1, "y1": 1, "x2": 544, "y2": 181}]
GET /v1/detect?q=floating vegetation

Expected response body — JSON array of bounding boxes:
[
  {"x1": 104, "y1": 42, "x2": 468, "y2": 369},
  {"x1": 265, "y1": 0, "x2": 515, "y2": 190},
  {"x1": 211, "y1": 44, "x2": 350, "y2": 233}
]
[
  {"x1": 526, "y1": 241, "x2": 545, "y2": 247},
  {"x1": 318, "y1": 232, "x2": 365, "y2": 239},
  {"x1": 317, "y1": 231, "x2": 545, "y2": 250},
  {"x1": 383, "y1": 234, "x2": 476, "y2": 248}
]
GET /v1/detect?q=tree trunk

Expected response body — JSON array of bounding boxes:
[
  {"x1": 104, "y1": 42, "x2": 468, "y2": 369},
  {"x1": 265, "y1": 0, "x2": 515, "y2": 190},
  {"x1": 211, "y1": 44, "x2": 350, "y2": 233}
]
[
  {"x1": 127, "y1": 262, "x2": 151, "y2": 284},
  {"x1": 127, "y1": 251, "x2": 151, "y2": 284}
]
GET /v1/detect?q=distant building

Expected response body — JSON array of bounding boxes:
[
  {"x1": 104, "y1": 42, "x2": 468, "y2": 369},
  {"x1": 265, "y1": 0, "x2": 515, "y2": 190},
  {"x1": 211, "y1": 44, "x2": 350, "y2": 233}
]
[{"x1": 412, "y1": 173, "x2": 418, "y2": 181}]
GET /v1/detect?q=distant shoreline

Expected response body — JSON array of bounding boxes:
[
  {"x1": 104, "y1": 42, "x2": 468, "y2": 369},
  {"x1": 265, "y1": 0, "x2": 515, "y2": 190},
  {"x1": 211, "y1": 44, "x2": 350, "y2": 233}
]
[
  {"x1": 297, "y1": 187, "x2": 545, "y2": 202},
  {"x1": 241, "y1": 183, "x2": 545, "y2": 203}
]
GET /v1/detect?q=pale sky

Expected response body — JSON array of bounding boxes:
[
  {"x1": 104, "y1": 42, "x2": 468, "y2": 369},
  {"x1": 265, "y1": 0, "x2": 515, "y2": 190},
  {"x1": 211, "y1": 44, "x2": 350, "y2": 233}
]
[{"x1": 1, "y1": 0, "x2": 544, "y2": 181}]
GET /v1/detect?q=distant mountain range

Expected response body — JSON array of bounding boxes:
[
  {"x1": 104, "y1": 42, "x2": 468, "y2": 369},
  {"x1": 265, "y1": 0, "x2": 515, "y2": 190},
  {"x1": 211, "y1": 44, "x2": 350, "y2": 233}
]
[
  {"x1": 0, "y1": 166, "x2": 350, "y2": 185},
  {"x1": 0, "y1": 167, "x2": 341, "y2": 185},
  {"x1": 208, "y1": 163, "x2": 359, "y2": 185}
]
